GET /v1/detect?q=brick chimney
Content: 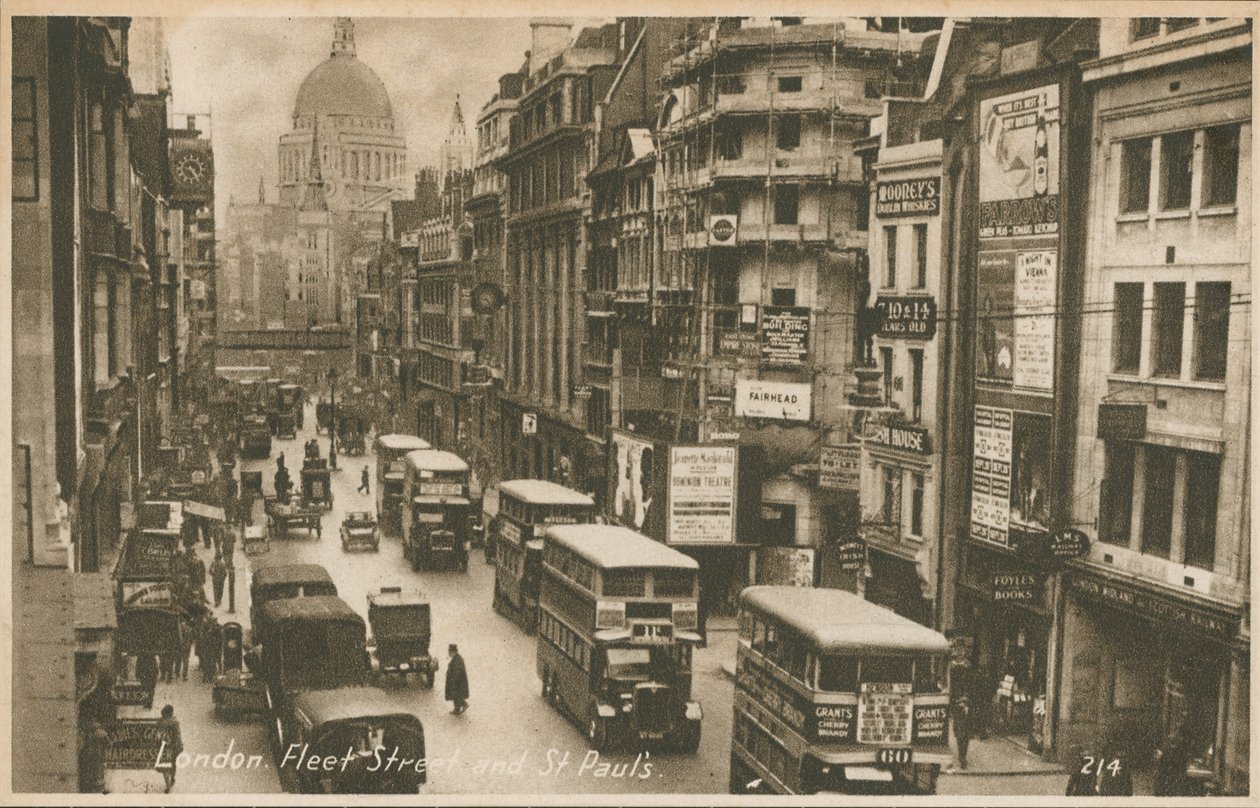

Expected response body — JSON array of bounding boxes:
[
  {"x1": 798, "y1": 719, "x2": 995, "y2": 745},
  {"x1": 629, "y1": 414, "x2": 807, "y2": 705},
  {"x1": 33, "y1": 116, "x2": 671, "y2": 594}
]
[{"x1": 529, "y1": 19, "x2": 572, "y2": 74}]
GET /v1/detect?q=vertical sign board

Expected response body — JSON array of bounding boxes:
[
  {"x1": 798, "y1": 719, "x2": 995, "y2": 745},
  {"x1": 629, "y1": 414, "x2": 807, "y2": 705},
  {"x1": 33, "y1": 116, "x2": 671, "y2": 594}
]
[
  {"x1": 857, "y1": 683, "x2": 914, "y2": 745},
  {"x1": 759, "y1": 306, "x2": 811, "y2": 366},
  {"x1": 609, "y1": 430, "x2": 658, "y2": 533},
  {"x1": 818, "y1": 444, "x2": 862, "y2": 491},
  {"x1": 667, "y1": 445, "x2": 737, "y2": 544},
  {"x1": 976, "y1": 84, "x2": 1061, "y2": 394},
  {"x1": 105, "y1": 719, "x2": 177, "y2": 769},
  {"x1": 971, "y1": 405, "x2": 1012, "y2": 545}
]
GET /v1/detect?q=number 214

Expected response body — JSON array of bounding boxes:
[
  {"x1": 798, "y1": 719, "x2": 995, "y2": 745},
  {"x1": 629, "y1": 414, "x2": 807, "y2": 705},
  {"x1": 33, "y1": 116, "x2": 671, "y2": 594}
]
[{"x1": 1080, "y1": 756, "x2": 1122, "y2": 776}]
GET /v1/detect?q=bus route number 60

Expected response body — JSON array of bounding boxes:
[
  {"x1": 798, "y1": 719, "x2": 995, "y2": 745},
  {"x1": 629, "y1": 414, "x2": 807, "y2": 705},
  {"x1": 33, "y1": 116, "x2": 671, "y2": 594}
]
[{"x1": 876, "y1": 748, "x2": 913, "y2": 765}]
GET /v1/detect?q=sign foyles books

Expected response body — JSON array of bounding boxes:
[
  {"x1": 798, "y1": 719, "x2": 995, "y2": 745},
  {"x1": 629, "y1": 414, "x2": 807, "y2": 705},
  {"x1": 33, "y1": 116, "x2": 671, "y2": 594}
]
[
  {"x1": 667, "y1": 446, "x2": 737, "y2": 544},
  {"x1": 708, "y1": 215, "x2": 738, "y2": 246},
  {"x1": 734, "y1": 379, "x2": 811, "y2": 422}
]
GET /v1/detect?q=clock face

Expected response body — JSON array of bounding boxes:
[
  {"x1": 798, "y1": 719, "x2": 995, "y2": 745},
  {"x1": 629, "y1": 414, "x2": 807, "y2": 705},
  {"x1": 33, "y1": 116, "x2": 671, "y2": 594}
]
[{"x1": 176, "y1": 154, "x2": 207, "y2": 185}]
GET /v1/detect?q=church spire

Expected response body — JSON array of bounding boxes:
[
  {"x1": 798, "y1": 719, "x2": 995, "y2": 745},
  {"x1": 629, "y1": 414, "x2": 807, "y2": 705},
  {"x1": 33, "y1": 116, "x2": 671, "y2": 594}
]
[
  {"x1": 332, "y1": 17, "x2": 356, "y2": 58},
  {"x1": 439, "y1": 94, "x2": 471, "y2": 187},
  {"x1": 301, "y1": 118, "x2": 328, "y2": 212}
]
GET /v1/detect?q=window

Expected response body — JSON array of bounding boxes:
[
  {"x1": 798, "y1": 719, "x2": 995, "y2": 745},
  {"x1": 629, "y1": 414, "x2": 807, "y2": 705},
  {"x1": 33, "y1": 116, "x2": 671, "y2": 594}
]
[
  {"x1": 1203, "y1": 124, "x2": 1240, "y2": 207},
  {"x1": 775, "y1": 115, "x2": 800, "y2": 150},
  {"x1": 12, "y1": 78, "x2": 37, "y2": 200},
  {"x1": 861, "y1": 656, "x2": 914, "y2": 684},
  {"x1": 912, "y1": 223, "x2": 928, "y2": 288},
  {"x1": 771, "y1": 287, "x2": 796, "y2": 307},
  {"x1": 883, "y1": 226, "x2": 897, "y2": 287},
  {"x1": 819, "y1": 655, "x2": 858, "y2": 692},
  {"x1": 1151, "y1": 282, "x2": 1186, "y2": 377},
  {"x1": 1140, "y1": 445, "x2": 1176, "y2": 558},
  {"x1": 909, "y1": 472, "x2": 925, "y2": 538},
  {"x1": 880, "y1": 346, "x2": 894, "y2": 407},
  {"x1": 113, "y1": 275, "x2": 130, "y2": 377},
  {"x1": 1120, "y1": 138, "x2": 1152, "y2": 213},
  {"x1": 1131, "y1": 18, "x2": 1162, "y2": 40},
  {"x1": 773, "y1": 185, "x2": 799, "y2": 225},
  {"x1": 909, "y1": 348, "x2": 924, "y2": 422},
  {"x1": 880, "y1": 463, "x2": 898, "y2": 526},
  {"x1": 1100, "y1": 441, "x2": 1135, "y2": 544},
  {"x1": 1165, "y1": 18, "x2": 1198, "y2": 32},
  {"x1": 716, "y1": 74, "x2": 745, "y2": 95},
  {"x1": 777, "y1": 76, "x2": 802, "y2": 93},
  {"x1": 1183, "y1": 452, "x2": 1220, "y2": 569},
  {"x1": 1112, "y1": 283, "x2": 1144, "y2": 374},
  {"x1": 93, "y1": 274, "x2": 111, "y2": 387},
  {"x1": 602, "y1": 570, "x2": 645, "y2": 597},
  {"x1": 90, "y1": 103, "x2": 109, "y2": 209},
  {"x1": 1193, "y1": 282, "x2": 1230, "y2": 380},
  {"x1": 717, "y1": 128, "x2": 742, "y2": 160},
  {"x1": 1160, "y1": 130, "x2": 1194, "y2": 211},
  {"x1": 653, "y1": 570, "x2": 693, "y2": 598}
]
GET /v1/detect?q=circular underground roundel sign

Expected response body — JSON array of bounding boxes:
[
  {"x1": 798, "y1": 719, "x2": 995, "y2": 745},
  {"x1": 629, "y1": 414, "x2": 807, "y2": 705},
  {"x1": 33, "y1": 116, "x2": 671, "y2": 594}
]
[{"x1": 710, "y1": 217, "x2": 736, "y2": 243}]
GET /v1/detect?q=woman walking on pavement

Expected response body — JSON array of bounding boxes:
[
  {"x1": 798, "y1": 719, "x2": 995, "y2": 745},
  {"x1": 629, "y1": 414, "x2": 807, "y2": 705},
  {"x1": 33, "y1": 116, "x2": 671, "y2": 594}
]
[
  {"x1": 444, "y1": 643, "x2": 469, "y2": 714},
  {"x1": 156, "y1": 705, "x2": 184, "y2": 793}
]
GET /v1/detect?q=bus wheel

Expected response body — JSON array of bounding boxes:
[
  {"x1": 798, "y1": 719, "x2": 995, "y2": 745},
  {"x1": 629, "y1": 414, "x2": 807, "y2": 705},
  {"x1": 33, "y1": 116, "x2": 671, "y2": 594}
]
[{"x1": 587, "y1": 716, "x2": 607, "y2": 752}]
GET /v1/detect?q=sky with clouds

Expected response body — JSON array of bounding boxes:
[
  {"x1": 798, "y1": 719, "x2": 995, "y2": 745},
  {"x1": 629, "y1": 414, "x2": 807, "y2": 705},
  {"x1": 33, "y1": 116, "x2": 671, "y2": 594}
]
[{"x1": 161, "y1": 16, "x2": 546, "y2": 223}]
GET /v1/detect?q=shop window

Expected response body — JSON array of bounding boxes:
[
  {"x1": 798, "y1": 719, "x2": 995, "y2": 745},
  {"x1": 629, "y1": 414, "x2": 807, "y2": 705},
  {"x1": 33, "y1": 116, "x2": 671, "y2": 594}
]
[
  {"x1": 1183, "y1": 452, "x2": 1220, "y2": 570},
  {"x1": 777, "y1": 76, "x2": 803, "y2": 93},
  {"x1": 773, "y1": 185, "x2": 799, "y2": 225},
  {"x1": 1159, "y1": 130, "x2": 1194, "y2": 211},
  {"x1": 1100, "y1": 441, "x2": 1136, "y2": 545},
  {"x1": 12, "y1": 78, "x2": 37, "y2": 200},
  {"x1": 912, "y1": 223, "x2": 928, "y2": 288},
  {"x1": 775, "y1": 115, "x2": 800, "y2": 150},
  {"x1": 1120, "y1": 138, "x2": 1152, "y2": 213},
  {"x1": 771, "y1": 287, "x2": 796, "y2": 307},
  {"x1": 883, "y1": 226, "x2": 897, "y2": 287},
  {"x1": 1192, "y1": 281, "x2": 1230, "y2": 380},
  {"x1": 1112, "y1": 282, "x2": 1144, "y2": 374},
  {"x1": 1151, "y1": 282, "x2": 1185, "y2": 378},
  {"x1": 1140, "y1": 445, "x2": 1176, "y2": 559},
  {"x1": 880, "y1": 347, "x2": 894, "y2": 407},
  {"x1": 909, "y1": 472, "x2": 925, "y2": 538},
  {"x1": 909, "y1": 348, "x2": 924, "y2": 422},
  {"x1": 880, "y1": 464, "x2": 899, "y2": 527}
]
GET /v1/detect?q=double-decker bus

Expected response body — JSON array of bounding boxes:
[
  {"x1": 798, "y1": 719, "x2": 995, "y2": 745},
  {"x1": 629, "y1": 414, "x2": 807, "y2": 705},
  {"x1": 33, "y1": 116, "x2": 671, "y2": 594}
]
[
  {"x1": 372, "y1": 434, "x2": 431, "y2": 537},
  {"x1": 401, "y1": 449, "x2": 472, "y2": 571},
  {"x1": 537, "y1": 524, "x2": 703, "y2": 753},
  {"x1": 730, "y1": 586, "x2": 951, "y2": 795},
  {"x1": 492, "y1": 480, "x2": 594, "y2": 632}
]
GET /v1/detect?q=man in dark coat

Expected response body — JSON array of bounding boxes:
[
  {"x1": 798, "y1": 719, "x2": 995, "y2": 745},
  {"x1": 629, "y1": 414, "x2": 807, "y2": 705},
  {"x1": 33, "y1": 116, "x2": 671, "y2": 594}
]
[
  {"x1": 444, "y1": 643, "x2": 469, "y2": 714},
  {"x1": 951, "y1": 694, "x2": 974, "y2": 770},
  {"x1": 156, "y1": 704, "x2": 184, "y2": 793}
]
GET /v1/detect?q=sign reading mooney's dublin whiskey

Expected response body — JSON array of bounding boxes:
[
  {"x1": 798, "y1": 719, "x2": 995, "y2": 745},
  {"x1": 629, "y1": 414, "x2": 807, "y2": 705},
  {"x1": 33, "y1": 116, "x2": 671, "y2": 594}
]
[
  {"x1": 868, "y1": 423, "x2": 932, "y2": 455},
  {"x1": 759, "y1": 306, "x2": 810, "y2": 365},
  {"x1": 875, "y1": 296, "x2": 937, "y2": 340},
  {"x1": 876, "y1": 177, "x2": 941, "y2": 217}
]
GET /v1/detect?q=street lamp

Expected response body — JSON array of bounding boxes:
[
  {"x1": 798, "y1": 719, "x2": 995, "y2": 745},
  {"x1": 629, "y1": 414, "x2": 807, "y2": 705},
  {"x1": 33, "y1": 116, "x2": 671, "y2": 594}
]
[{"x1": 327, "y1": 366, "x2": 339, "y2": 470}]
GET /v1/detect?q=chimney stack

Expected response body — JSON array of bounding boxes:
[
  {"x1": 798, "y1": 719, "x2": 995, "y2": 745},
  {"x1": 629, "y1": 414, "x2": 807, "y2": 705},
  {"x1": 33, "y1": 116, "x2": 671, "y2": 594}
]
[{"x1": 528, "y1": 19, "x2": 572, "y2": 75}]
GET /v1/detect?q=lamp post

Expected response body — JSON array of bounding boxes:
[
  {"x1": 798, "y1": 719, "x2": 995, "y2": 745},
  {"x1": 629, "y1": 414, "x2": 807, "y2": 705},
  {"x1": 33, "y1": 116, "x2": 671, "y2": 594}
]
[{"x1": 328, "y1": 366, "x2": 339, "y2": 471}]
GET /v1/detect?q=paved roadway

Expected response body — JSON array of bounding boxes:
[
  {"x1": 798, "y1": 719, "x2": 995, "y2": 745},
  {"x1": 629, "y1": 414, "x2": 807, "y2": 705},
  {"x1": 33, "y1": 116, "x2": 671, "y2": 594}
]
[{"x1": 106, "y1": 400, "x2": 1068, "y2": 797}]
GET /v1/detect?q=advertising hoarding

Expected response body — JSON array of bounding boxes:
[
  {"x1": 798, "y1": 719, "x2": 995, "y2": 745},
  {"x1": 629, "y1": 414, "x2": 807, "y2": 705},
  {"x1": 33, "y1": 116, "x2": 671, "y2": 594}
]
[
  {"x1": 667, "y1": 446, "x2": 737, "y2": 545},
  {"x1": 978, "y1": 85, "x2": 1060, "y2": 239},
  {"x1": 734, "y1": 379, "x2": 811, "y2": 421},
  {"x1": 610, "y1": 431, "x2": 657, "y2": 532}
]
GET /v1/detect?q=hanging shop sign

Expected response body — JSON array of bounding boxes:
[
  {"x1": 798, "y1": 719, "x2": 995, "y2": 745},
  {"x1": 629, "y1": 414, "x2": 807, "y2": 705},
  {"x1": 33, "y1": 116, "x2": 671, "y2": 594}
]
[
  {"x1": 708, "y1": 214, "x2": 738, "y2": 246},
  {"x1": 818, "y1": 444, "x2": 862, "y2": 491},
  {"x1": 876, "y1": 177, "x2": 941, "y2": 217},
  {"x1": 1048, "y1": 528, "x2": 1090, "y2": 560},
  {"x1": 1097, "y1": 402, "x2": 1147, "y2": 441},
  {"x1": 868, "y1": 422, "x2": 932, "y2": 456},
  {"x1": 760, "y1": 306, "x2": 811, "y2": 366},
  {"x1": 734, "y1": 379, "x2": 812, "y2": 422},
  {"x1": 522, "y1": 413, "x2": 537, "y2": 435},
  {"x1": 875, "y1": 296, "x2": 937, "y2": 340},
  {"x1": 992, "y1": 571, "x2": 1041, "y2": 604},
  {"x1": 834, "y1": 538, "x2": 868, "y2": 571}
]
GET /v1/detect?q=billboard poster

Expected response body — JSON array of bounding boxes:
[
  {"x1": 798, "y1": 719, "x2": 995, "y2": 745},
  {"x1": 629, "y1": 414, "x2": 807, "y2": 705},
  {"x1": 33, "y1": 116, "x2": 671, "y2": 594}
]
[
  {"x1": 978, "y1": 84, "x2": 1060, "y2": 239},
  {"x1": 1009, "y1": 411, "x2": 1052, "y2": 545},
  {"x1": 976, "y1": 251, "x2": 1015, "y2": 383},
  {"x1": 970, "y1": 405, "x2": 1012, "y2": 545},
  {"x1": 756, "y1": 546, "x2": 815, "y2": 586},
  {"x1": 667, "y1": 445, "x2": 737, "y2": 544},
  {"x1": 819, "y1": 444, "x2": 861, "y2": 491},
  {"x1": 610, "y1": 430, "x2": 656, "y2": 532},
  {"x1": 1013, "y1": 251, "x2": 1057, "y2": 392},
  {"x1": 760, "y1": 306, "x2": 810, "y2": 366}
]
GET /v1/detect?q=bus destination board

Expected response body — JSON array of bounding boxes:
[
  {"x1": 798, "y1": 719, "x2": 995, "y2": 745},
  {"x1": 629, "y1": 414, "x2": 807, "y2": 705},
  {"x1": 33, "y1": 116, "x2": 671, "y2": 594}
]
[{"x1": 857, "y1": 683, "x2": 913, "y2": 745}]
